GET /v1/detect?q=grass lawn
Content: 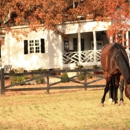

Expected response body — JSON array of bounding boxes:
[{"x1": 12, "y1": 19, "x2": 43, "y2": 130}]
[{"x1": 0, "y1": 89, "x2": 130, "y2": 130}]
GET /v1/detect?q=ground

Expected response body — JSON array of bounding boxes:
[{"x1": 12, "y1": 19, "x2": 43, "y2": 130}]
[{"x1": 0, "y1": 89, "x2": 130, "y2": 130}]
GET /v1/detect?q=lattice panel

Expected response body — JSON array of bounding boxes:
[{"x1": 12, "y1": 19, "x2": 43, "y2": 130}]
[
  {"x1": 62, "y1": 52, "x2": 79, "y2": 64},
  {"x1": 95, "y1": 50, "x2": 101, "y2": 62},
  {"x1": 63, "y1": 49, "x2": 130, "y2": 65},
  {"x1": 81, "y1": 50, "x2": 94, "y2": 62}
]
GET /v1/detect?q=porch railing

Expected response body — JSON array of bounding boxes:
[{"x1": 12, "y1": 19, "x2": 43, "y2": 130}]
[
  {"x1": 63, "y1": 49, "x2": 130, "y2": 66},
  {"x1": 62, "y1": 50, "x2": 101, "y2": 65}
]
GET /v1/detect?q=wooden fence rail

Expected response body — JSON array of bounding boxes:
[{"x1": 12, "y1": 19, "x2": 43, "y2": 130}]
[{"x1": 0, "y1": 68, "x2": 105, "y2": 95}]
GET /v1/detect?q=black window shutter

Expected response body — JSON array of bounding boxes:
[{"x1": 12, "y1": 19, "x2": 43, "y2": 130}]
[
  {"x1": 41, "y1": 39, "x2": 45, "y2": 53},
  {"x1": 24, "y1": 40, "x2": 28, "y2": 54}
]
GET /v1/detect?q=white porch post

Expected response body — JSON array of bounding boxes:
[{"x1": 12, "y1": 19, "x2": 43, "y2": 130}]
[
  {"x1": 78, "y1": 32, "x2": 81, "y2": 64},
  {"x1": 126, "y1": 31, "x2": 129, "y2": 57},
  {"x1": 93, "y1": 31, "x2": 97, "y2": 63},
  {"x1": 110, "y1": 35, "x2": 113, "y2": 43}
]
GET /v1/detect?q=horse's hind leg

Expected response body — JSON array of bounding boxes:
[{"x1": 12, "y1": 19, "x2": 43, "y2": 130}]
[
  {"x1": 119, "y1": 78, "x2": 124, "y2": 105},
  {"x1": 109, "y1": 80, "x2": 114, "y2": 103},
  {"x1": 101, "y1": 82, "x2": 110, "y2": 106},
  {"x1": 113, "y1": 84, "x2": 118, "y2": 104},
  {"x1": 111, "y1": 76, "x2": 118, "y2": 104}
]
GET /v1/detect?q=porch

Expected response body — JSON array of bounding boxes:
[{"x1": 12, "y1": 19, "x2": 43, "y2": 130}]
[
  {"x1": 61, "y1": 27, "x2": 130, "y2": 68},
  {"x1": 62, "y1": 30, "x2": 108, "y2": 68},
  {"x1": 62, "y1": 49, "x2": 130, "y2": 68}
]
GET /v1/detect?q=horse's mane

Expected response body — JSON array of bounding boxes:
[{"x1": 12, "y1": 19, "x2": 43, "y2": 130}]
[{"x1": 115, "y1": 43, "x2": 130, "y2": 81}]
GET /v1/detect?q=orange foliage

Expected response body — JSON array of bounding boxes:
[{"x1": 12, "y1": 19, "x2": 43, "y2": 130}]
[{"x1": 0, "y1": 0, "x2": 130, "y2": 42}]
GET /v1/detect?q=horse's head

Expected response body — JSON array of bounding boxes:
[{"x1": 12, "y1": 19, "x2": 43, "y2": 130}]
[{"x1": 125, "y1": 79, "x2": 130, "y2": 100}]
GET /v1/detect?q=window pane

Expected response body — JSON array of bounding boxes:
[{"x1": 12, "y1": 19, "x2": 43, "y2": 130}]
[
  {"x1": 30, "y1": 43, "x2": 34, "y2": 46},
  {"x1": 29, "y1": 40, "x2": 34, "y2": 43},
  {"x1": 35, "y1": 43, "x2": 39, "y2": 46},
  {"x1": 35, "y1": 47, "x2": 40, "y2": 53},
  {"x1": 30, "y1": 47, "x2": 34, "y2": 53}
]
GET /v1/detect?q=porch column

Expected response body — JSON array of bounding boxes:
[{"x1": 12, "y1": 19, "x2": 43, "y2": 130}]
[
  {"x1": 93, "y1": 31, "x2": 97, "y2": 63},
  {"x1": 110, "y1": 35, "x2": 113, "y2": 43},
  {"x1": 78, "y1": 32, "x2": 81, "y2": 64},
  {"x1": 126, "y1": 31, "x2": 129, "y2": 56}
]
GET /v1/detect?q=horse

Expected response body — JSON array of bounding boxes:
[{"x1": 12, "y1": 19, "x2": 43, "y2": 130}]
[{"x1": 100, "y1": 43, "x2": 130, "y2": 106}]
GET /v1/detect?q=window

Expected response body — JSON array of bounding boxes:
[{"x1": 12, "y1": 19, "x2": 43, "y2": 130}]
[
  {"x1": 91, "y1": 41, "x2": 103, "y2": 50},
  {"x1": 24, "y1": 39, "x2": 45, "y2": 54},
  {"x1": 81, "y1": 39, "x2": 84, "y2": 51},
  {"x1": 29, "y1": 40, "x2": 40, "y2": 53},
  {"x1": 73, "y1": 0, "x2": 84, "y2": 8},
  {"x1": 64, "y1": 39, "x2": 69, "y2": 51},
  {"x1": 73, "y1": 38, "x2": 85, "y2": 51},
  {"x1": 73, "y1": 38, "x2": 78, "y2": 51}
]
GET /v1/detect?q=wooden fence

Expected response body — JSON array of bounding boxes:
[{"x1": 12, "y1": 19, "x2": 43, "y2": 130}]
[{"x1": 0, "y1": 68, "x2": 105, "y2": 95}]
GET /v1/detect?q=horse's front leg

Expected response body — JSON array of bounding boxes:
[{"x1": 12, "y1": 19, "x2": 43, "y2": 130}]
[{"x1": 101, "y1": 81, "x2": 110, "y2": 106}]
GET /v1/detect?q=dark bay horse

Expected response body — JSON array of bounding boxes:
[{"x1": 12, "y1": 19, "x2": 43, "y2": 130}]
[{"x1": 100, "y1": 43, "x2": 130, "y2": 106}]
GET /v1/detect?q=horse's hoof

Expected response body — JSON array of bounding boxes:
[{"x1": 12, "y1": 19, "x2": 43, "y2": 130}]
[
  {"x1": 114, "y1": 102, "x2": 119, "y2": 106},
  {"x1": 100, "y1": 103, "x2": 104, "y2": 107},
  {"x1": 119, "y1": 101, "x2": 125, "y2": 105},
  {"x1": 114, "y1": 101, "x2": 118, "y2": 105}
]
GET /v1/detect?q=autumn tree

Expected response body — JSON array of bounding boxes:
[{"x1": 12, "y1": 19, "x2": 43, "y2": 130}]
[{"x1": 0, "y1": 0, "x2": 130, "y2": 43}]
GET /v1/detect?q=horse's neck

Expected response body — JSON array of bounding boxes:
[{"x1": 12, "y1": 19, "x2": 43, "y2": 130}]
[{"x1": 116, "y1": 50, "x2": 130, "y2": 81}]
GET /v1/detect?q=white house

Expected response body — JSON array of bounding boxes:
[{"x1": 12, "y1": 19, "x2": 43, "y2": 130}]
[{"x1": 0, "y1": 20, "x2": 130, "y2": 70}]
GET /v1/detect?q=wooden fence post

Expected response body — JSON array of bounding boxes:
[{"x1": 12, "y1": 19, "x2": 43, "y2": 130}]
[
  {"x1": 47, "y1": 75, "x2": 50, "y2": 93},
  {"x1": 84, "y1": 70, "x2": 87, "y2": 90},
  {"x1": 1, "y1": 68, "x2": 5, "y2": 95}
]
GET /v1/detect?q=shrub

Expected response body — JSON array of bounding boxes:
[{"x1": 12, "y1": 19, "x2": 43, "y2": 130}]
[
  {"x1": 36, "y1": 78, "x2": 45, "y2": 84},
  {"x1": 77, "y1": 73, "x2": 84, "y2": 81},
  {"x1": 10, "y1": 76, "x2": 26, "y2": 85},
  {"x1": 75, "y1": 62, "x2": 84, "y2": 69},
  {"x1": 61, "y1": 72, "x2": 69, "y2": 83},
  {"x1": 75, "y1": 62, "x2": 84, "y2": 81},
  {"x1": 10, "y1": 68, "x2": 27, "y2": 85},
  {"x1": 31, "y1": 68, "x2": 46, "y2": 84}
]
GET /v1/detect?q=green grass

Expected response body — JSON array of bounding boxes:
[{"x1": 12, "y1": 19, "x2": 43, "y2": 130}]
[{"x1": 0, "y1": 89, "x2": 130, "y2": 130}]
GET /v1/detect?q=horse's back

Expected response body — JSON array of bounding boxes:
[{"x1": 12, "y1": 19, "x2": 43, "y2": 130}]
[{"x1": 101, "y1": 43, "x2": 128, "y2": 62}]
